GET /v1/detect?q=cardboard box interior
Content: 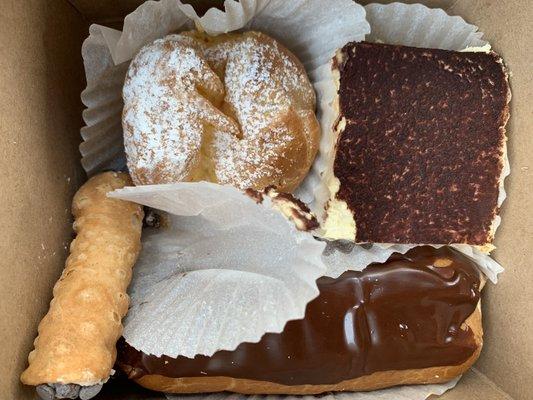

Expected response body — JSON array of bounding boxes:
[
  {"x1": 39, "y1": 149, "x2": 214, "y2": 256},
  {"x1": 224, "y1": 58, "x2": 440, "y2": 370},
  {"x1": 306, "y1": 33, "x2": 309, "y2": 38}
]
[{"x1": 1, "y1": 0, "x2": 531, "y2": 399}]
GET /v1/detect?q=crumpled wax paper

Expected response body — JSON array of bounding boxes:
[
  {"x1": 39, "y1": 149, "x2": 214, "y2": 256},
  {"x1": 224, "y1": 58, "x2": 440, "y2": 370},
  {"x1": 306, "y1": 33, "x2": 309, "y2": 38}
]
[
  {"x1": 110, "y1": 182, "x2": 326, "y2": 358},
  {"x1": 165, "y1": 377, "x2": 460, "y2": 400}
]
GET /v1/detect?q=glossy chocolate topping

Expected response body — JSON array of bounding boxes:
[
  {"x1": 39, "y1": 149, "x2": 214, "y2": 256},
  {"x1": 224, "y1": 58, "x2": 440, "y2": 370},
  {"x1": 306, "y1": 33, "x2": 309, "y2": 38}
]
[
  {"x1": 333, "y1": 42, "x2": 509, "y2": 245},
  {"x1": 118, "y1": 246, "x2": 480, "y2": 386}
]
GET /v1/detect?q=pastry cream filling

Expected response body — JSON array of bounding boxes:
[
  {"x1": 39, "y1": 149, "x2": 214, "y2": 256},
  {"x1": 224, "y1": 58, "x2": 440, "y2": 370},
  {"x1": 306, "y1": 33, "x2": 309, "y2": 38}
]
[
  {"x1": 321, "y1": 55, "x2": 357, "y2": 241},
  {"x1": 322, "y1": 177, "x2": 356, "y2": 240}
]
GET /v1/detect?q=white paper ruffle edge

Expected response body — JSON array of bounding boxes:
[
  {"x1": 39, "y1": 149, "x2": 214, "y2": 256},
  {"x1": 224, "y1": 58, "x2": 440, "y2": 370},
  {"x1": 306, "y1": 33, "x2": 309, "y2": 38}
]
[
  {"x1": 110, "y1": 182, "x2": 326, "y2": 358},
  {"x1": 165, "y1": 376, "x2": 460, "y2": 400}
]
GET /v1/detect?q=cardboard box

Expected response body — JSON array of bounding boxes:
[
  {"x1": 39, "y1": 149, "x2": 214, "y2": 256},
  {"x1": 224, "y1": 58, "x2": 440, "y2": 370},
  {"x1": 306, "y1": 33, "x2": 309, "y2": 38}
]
[{"x1": 1, "y1": 0, "x2": 531, "y2": 399}]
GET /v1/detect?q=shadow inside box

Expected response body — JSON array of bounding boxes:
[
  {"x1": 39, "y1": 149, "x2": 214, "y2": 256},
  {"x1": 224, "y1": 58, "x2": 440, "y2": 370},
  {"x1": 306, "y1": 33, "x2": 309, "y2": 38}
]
[
  {"x1": 98, "y1": 371, "x2": 163, "y2": 400},
  {"x1": 11, "y1": 0, "x2": 88, "y2": 399}
]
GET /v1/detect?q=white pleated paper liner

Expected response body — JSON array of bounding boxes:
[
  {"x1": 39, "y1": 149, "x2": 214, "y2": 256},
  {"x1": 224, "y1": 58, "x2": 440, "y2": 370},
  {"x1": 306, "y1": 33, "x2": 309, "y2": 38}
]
[
  {"x1": 165, "y1": 377, "x2": 460, "y2": 400},
  {"x1": 298, "y1": 2, "x2": 506, "y2": 283},
  {"x1": 364, "y1": 3, "x2": 486, "y2": 49},
  {"x1": 322, "y1": 240, "x2": 503, "y2": 283},
  {"x1": 80, "y1": 0, "x2": 369, "y2": 178},
  {"x1": 109, "y1": 182, "x2": 326, "y2": 358}
]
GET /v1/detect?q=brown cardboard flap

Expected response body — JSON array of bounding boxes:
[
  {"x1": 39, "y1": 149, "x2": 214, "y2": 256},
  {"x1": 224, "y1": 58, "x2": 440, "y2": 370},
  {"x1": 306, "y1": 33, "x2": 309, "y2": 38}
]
[
  {"x1": 0, "y1": 0, "x2": 88, "y2": 398},
  {"x1": 435, "y1": 369, "x2": 513, "y2": 400}
]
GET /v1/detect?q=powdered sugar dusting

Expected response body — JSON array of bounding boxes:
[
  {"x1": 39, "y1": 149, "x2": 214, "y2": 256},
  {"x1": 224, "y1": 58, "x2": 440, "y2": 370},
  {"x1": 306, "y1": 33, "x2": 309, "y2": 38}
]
[{"x1": 123, "y1": 31, "x2": 318, "y2": 190}]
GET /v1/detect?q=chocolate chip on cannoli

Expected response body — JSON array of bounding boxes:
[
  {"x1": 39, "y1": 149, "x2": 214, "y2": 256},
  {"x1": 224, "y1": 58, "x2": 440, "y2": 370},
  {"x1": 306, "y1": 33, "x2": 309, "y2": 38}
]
[{"x1": 143, "y1": 207, "x2": 161, "y2": 228}]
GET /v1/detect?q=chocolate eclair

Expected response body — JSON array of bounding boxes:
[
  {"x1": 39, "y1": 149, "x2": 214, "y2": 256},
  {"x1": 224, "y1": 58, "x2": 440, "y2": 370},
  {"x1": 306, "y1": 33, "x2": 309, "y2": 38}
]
[{"x1": 117, "y1": 246, "x2": 483, "y2": 395}]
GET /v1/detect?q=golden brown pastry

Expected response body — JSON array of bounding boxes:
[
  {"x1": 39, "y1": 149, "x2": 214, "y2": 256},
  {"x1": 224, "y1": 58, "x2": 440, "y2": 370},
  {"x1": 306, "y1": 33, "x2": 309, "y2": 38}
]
[
  {"x1": 122, "y1": 30, "x2": 320, "y2": 192},
  {"x1": 117, "y1": 246, "x2": 483, "y2": 395},
  {"x1": 21, "y1": 172, "x2": 143, "y2": 396}
]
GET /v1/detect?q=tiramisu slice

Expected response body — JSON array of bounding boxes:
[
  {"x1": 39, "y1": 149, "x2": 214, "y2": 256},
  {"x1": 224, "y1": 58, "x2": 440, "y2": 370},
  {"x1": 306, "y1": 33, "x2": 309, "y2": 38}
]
[{"x1": 324, "y1": 42, "x2": 510, "y2": 250}]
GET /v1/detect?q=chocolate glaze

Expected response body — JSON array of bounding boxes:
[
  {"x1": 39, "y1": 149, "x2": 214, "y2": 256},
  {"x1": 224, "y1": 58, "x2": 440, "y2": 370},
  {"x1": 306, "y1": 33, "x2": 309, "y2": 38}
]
[
  {"x1": 333, "y1": 42, "x2": 509, "y2": 245},
  {"x1": 118, "y1": 246, "x2": 481, "y2": 386}
]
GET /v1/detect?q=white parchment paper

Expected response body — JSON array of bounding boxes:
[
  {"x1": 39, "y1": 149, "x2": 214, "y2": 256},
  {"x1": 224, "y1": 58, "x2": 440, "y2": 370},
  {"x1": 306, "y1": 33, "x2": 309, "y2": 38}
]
[{"x1": 110, "y1": 182, "x2": 326, "y2": 358}]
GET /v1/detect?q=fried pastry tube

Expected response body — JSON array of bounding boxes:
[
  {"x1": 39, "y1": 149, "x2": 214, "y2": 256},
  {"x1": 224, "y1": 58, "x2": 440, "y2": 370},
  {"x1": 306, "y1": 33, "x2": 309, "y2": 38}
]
[{"x1": 21, "y1": 172, "x2": 143, "y2": 398}]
